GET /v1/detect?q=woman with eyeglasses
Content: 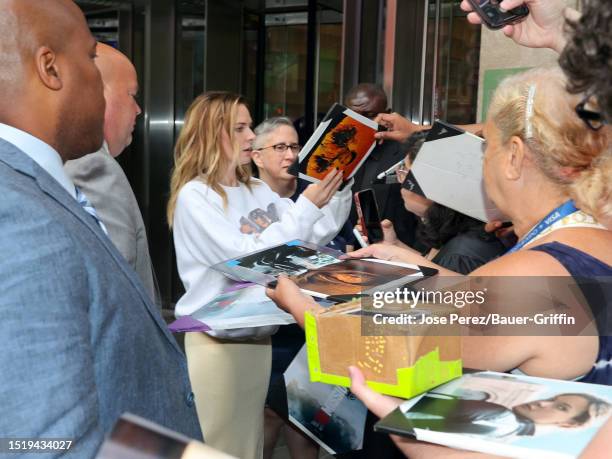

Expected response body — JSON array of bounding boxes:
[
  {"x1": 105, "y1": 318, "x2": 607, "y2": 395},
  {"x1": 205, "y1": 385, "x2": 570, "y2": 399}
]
[
  {"x1": 251, "y1": 117, "x2": 303, "y2": 200},
  {"x1": 250, "y1": 116, "x2": 357, "y2": 459},
  {"x1": 167, "y1": 92, "x2": 352, "y2": 459},
  {"x1": 252, "y1": 117, "x2": 355, "y2": 253},
  {"x1": 267, "y1": 67, "x2": 612, "y2": 457}
]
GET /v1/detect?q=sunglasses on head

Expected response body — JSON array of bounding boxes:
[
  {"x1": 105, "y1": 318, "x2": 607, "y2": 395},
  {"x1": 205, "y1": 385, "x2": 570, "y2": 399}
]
[{"x1": 575, "y1": 94, "x2": 607, "y2": 131}]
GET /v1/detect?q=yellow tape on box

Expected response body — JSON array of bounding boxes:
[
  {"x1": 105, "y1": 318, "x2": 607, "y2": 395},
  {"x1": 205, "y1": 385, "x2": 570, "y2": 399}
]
[{"x1": 304, "y1": 302, "x2": 462, "y2": 399}]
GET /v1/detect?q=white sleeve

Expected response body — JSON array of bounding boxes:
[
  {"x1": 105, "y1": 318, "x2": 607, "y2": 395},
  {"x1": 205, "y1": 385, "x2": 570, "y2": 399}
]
[
  {"x1": 174, "y1": 184, "x2": 326, "y2": 267},
  {"x1": 306, "y1": 178, "x2": 354, "y2": 246}
]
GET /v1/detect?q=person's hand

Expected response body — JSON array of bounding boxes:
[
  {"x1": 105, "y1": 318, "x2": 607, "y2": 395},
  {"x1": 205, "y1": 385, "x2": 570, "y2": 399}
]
[
  {"x1": 374, "y1": 113, "x2": 428, "y2": 143},
  {"x1": 302, "y1": 168, "x2": 343, "y2": 208},
  {"x1": 484, "y1": 221, "x2": 517, "y2": 248},
  {"x1": 348, "y1": 366, "x2": 420, "y2": 457},
  {"x1": 349, "y1": 366, "x2": 402, "y2": 417},
  {"x1": 266, "y1": 275, "x2": 320, "y2": 328},
  {"x1": 355, "y1": 219, "x2": 400, "y2": 246},
  {"x1": 343, "y1": 242, "x2": 416, "y2": 263},
  {"x1": 460, "y1": 0, "x2": 571, "y2": 53},
  {"x1": 484, "y1": 220, "x2": 513, "y2": 237},
  {"x1": 349, "y1": 366, "x2": 504, "y2": 458}
]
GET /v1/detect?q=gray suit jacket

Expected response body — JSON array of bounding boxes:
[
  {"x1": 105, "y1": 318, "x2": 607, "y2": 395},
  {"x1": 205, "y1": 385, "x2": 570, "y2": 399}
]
[
  {"x1": 65, "y1": 144, "x2": 157, "y2": 303},
  {"x1": 0, "y1": 139, "x2": 202, "y2": 458}
]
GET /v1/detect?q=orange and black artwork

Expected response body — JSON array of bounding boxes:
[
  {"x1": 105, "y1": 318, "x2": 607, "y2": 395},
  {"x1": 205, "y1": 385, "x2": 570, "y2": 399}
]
[{"x1": 302, "y1": 115, "x2": 376, "y2": 181}]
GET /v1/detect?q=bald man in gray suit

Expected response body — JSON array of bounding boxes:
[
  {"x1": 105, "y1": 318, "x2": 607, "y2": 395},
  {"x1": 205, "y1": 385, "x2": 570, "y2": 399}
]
[{"x1": 65, "y1": 43, "x2": 157, "y2": 303}]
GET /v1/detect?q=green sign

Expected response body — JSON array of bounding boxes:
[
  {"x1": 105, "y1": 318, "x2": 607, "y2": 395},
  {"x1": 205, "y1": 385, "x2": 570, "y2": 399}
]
[{"x1": 481, "y1": 67, "x2": 531, "y2": 121}]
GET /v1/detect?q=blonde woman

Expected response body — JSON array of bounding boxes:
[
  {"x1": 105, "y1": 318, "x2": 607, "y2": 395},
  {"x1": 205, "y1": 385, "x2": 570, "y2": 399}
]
[
  {"x1": 167, "y1": 92, "x2": 352, "y2": 459},
  {"x1": 269, "y1": 69, "x2": 612, "y2": 458},
  {"x1": 268, "y1": 67, "x2": 612, "y2": 457}
]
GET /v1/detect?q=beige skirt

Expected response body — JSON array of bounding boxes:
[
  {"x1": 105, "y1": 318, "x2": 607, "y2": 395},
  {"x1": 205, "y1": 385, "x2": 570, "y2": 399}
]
[{"x1": 185, "y1": 332, "x2": 272, "y2": 459}]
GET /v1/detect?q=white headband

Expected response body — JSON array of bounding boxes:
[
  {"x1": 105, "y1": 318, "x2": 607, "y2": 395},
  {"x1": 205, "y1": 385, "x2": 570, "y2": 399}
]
[{"x1": 525, "y1": 84, "x2": 537, "y2": 139}]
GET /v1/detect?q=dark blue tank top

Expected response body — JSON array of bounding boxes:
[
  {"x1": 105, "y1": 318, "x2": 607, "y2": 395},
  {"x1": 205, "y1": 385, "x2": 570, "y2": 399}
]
[{"x1": 530, "y1": 241, "x2": 612, "y2": 385}]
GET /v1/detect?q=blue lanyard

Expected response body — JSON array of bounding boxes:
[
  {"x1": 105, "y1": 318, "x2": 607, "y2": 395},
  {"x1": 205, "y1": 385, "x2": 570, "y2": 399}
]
[{"x1": 507, "y1": 200, "x2": 578, "y2": 254}]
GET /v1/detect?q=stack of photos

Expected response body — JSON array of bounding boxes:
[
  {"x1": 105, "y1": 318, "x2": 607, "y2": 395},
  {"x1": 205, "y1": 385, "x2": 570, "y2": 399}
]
[
  {"x1": 375, "y1": 371, "x2": 612, "y2": 458},
  {"x1": 211, "y1": 240, "x2": 426, "y2": 299},
  {"x1": 187, "y1": 284, "x2": 295, "y2": 330}
]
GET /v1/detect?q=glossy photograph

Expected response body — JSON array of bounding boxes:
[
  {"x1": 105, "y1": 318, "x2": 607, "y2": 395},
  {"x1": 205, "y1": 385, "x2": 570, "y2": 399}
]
[
  {"x1": 231, "y1": 243, "x2": 340, "y2": 277},
  {"x1": 298, "y1": 105, "x2": 378, "y2": 183},
  {"x1": 291, "y1": 258, "x2": 420, "y2": 296}
]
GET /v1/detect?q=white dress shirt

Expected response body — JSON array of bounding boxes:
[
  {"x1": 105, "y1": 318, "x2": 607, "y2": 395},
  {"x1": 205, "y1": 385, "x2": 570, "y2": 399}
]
[{"x1": 0, "y1": 122, "x2": 77, "y2": 199}]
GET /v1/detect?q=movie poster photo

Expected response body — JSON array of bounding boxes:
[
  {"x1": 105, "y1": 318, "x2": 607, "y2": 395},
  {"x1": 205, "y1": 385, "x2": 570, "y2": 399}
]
[
  {"x1": 285, "y1": 346, "x2": 368, "y2": 454},
  {"x1": 228, "y1": 242, "x2": 340, "y2": 277},
  {"x1": 379, "y1": 371, "x2": 612, "y2": 459},
  {"x1": 291, "y1": 258, "x2": 421, "y2": 297},
  {"x1": 298, "y1": 105, "x2": 378, "y2": 183},
  {"x1": 212, "y1": 241, "x2": 423, "y2": 298}
]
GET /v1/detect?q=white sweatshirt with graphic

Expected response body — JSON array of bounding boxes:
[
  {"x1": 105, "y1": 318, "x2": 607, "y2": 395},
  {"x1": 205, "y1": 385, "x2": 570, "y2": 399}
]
[{"x1": 172, "y1": 177, "x2": 352, "y2": 337}]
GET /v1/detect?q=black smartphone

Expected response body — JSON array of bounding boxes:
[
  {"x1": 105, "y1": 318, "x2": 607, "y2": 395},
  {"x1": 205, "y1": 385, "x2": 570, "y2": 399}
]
[
  {"x1": 467, "y1": 0, "x2": 529, "y2": 30},
  {"x1": 354, "y1": 189, "x2": 384, "y2": 244}
]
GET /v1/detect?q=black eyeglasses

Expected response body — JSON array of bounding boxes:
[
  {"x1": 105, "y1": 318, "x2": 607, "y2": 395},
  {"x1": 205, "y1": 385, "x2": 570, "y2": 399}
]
[
  {"x1": 575, "y1": 95, "x2": 607, "y2": 131},
  {"x1": 259, "y1": 143, "x2": 301, "y2": 154}
]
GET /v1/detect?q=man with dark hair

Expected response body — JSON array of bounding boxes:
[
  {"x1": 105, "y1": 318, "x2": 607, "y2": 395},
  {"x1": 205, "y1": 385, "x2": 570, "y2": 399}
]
[
  {"x1": 405, "y1": 392, "x2": 609, "y2": 438},
  {"x1": 0, "y1": 0, "x2": 201, "y2": 455},
  {"x1": 345, "y1": 83, "x2": 390, "y2": 121},
  {"x1": 344, "y1": 84, "x2": 419, "y2": 247}
]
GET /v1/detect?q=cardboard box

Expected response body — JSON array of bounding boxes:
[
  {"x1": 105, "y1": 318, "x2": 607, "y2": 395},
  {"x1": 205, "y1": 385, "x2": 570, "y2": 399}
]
[{"x1": 305, "y1": 301, "x2": 462, "y2": 399}]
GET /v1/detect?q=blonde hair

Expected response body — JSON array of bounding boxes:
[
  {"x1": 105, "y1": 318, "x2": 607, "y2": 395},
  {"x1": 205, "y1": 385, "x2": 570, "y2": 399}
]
[
  {"x1": 167, "y1": 92, "x2": 253, "y2": 227},
  {"x1": 488, "y1": 67, "x2": 609, "y2": 189},
  {"x1": 572, "y1": 151, "x2": 612, "y2": 225}
]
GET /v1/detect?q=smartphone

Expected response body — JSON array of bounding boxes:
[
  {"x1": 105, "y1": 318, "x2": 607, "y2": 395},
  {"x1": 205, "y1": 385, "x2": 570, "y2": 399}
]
[
  {"x1": 467, "y1": 0, "x2": 529, "y2": 30},
  {"x1": 354, "y1": 189, "x2": 384, "y2": 244}
]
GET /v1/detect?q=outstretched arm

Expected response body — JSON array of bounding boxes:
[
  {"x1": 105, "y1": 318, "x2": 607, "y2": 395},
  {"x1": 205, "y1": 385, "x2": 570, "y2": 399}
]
[
  {"x1": 266, "y1": 275, "x2": 323, "y2": 328},
  {"x1": 348, "y1": 366, "x2": 503, "y2": 459},
  {"x1": 345, "y1": 243, "x2": 461, "y2": 276},
  {"x1": 374, "y1": 113, "x2": 483, "y2": 143}
]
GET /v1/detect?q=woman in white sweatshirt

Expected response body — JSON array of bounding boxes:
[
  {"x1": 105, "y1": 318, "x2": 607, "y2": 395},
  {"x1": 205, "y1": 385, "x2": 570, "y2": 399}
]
[{"x1": 167, "y1": 92, "x2": 352, "y2": 459}]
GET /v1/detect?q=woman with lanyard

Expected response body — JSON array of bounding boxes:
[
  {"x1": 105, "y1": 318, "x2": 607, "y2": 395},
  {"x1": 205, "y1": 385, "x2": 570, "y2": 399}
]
[
  {"x1": 270, "y1": 65, "x2": 612, "y2": 395},
  {"x1": 266, "y1": 66, "x2": 612, "y2": 457},
  {"x1": 349, "y1": 66, "x2": 612, "y2": 385}
]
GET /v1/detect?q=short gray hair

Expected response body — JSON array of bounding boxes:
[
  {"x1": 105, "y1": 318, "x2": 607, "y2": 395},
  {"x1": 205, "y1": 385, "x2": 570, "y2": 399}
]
[{"x1": 253, "y1": 117, "x2": 296, "y2": 149}]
